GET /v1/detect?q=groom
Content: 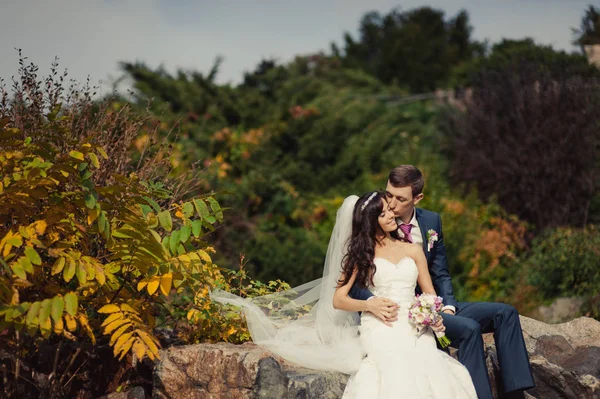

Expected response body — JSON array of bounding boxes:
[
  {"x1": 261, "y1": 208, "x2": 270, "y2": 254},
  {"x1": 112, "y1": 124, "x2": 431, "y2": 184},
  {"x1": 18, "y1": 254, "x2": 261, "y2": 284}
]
[{"x1": 349, "y1": 165, "x2": 534, "y2": 399}]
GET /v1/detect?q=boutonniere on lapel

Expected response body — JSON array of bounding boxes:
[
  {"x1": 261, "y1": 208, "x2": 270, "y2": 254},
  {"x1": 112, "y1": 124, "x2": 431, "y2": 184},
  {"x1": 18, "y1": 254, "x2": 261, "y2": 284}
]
[{"x1": 426, "y1": 229, "x2": 438, "y2": 252}]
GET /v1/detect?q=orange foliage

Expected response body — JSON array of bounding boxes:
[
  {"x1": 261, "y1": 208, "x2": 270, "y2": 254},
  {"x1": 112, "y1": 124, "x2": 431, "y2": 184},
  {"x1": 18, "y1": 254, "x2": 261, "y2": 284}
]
[
  {"x1": 469, "y1": 217, "x2": 526, "y2": 278},
  {"x1": 288, "y1": 105, "x2": 319, "y2": 119}
]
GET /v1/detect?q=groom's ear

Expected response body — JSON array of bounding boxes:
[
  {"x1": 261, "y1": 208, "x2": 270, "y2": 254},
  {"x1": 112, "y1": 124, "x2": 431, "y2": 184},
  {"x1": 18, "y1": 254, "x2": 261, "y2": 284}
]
[{"x1": 413, "y1": 193, "x2": 424, "y2": 205}]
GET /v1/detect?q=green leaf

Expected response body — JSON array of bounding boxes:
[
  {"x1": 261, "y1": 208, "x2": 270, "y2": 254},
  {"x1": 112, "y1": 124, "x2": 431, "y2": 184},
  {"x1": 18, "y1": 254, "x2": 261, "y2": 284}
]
[
  {"x1": 82, "y1": 179, "x2": 94, "y2": 190},
  {"x1": 38, "y1": 299, "x2": 52, "y2": 326},
  {"x1": 69, "y1": 150, "x2": 85, "y2": 161},
  {"x1": 112, "y1": 229, "x2": 133, "y2": 239},
  {"x1": 18, "y1": 256, "x2": 33, "y2": 274},
  {"x1": 52, "y1": 257, "x2": 65, "y2": 275},
  {"x1": 47, "y1": 103, "x2": 62, "y2": 121},
  {"x1": 149, "y1": 229, "x2": 162, "y2": 244},
  {"x1": 98, "y1": 211, "x2": 107, "y2": 234},
  {"x1": 97, "y1": 147, "x2": 108, "y2": 159},
  {"x1": 182, "y1": 202, "x2": 194, "y2": 218},
  {"x1": 84, "y1": 192, "x2": 97, "y2": 209},
  {"x1": 40, "y1": 317, "x2": 51, "y2": 339},
  {"x1": 143, "y1": 196, "x2": 161, "y2": 213},
  {"x1": 158, "y1": 210, "x2": 172, "y2": 232},
  {"x1": 63, "y1": 258, "x2": 76, "y2": 282},
  {"x1": 76, "y1": 263, "x2": 87, "y2": 284},
  {"x1": 83, "y1": 260, "x2": 95, "y2": 280},
  {"x1": 51, "y1": 296, "x2": 64, "y2": 323},
  {"x1": 193, "y1": 199, "x2": 209, "y2": 219},
  {"x1": 206, "y1": 197, "x2": 223, "y2": 221},
  {"x1": 64, "y1": 292, "x2": 78, "y2": 316},
  {"x1": 26, "y1": 301, "x2": 41, "y2": 328},
  {"x1": 169, "y1": 231, "x2": 180, "y2": 254},
  {"x1": 191, "y1": 220, "x2": 202, "y2": 238},
  {"x1": 139, "y1": 204, "x2": 152, "y2": 217},
  {"x1": 146, "y1": 212, "x2": 158, "y2": 228},
  {"x1": 201, "y1": 220, "x2": 215, "y2": 232},
  {"x1": 161, "y1": 236, "x2": 169, "y2": 250},
  {"x1": 24, "y1": 247, "x2": 42, "y2": 266},
  {"x1": 180, "y1": 225, "x2": 191, "y2": 243},
  {"x1": 102, "y1": 218, "x2": 110, "y2": 239},
  {"x1": 12, "y1": 303, "x2": 30, "y2": 319},
  {"x1": 7, "y1": 235, "x2": 23, "y2": 247},
  {"x1": 88, "y1": 152, "x2": 100, "y2": 168},
  {"x1": 205, "y1": 215, "x2": 216, "y2": 224},
  {"x1": 11, "y1": 262, "x2": 26, "y2": 279}
]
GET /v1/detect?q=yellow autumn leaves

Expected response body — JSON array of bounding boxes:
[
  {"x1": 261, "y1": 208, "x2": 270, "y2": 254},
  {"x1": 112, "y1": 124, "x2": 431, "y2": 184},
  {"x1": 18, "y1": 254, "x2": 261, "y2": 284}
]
[
  {"x1": 0, "y1": 124, "x2": 230, "y2": 364},
  {"x1": 98, "y1": 303, "x2": 160, "y2": 360},
  {"x1": 138, "y1": 274, "x2": 173, "y2": 296},
  {"x1": 51, "y1": 252, "x2": 107, "y2": 286}
]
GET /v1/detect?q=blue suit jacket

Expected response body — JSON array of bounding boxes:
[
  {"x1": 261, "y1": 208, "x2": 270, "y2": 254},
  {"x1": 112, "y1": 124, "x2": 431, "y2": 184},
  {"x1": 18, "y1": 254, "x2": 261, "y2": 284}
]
[{"x1": 348, "y1": 208, "x2": 458, "y2": 309}]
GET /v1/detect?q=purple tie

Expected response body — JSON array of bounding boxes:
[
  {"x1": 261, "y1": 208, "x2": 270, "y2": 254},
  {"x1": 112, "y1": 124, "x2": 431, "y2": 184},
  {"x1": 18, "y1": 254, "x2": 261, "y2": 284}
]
[{"x1": 399, "y1": 223, "x2": 413, "y2": 243}]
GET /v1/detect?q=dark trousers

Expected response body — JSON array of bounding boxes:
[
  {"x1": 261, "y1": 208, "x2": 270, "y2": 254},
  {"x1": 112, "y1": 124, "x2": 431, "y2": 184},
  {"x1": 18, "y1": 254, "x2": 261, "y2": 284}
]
[{"x1": 441, "y1": 302, "x2": 535, "y2": 399}]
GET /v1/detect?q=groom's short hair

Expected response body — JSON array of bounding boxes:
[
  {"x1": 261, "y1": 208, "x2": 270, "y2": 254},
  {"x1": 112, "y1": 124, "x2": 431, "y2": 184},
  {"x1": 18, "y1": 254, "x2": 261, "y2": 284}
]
[{"x1": 388, "y1": 165, "x2": 424, "y2": 197}]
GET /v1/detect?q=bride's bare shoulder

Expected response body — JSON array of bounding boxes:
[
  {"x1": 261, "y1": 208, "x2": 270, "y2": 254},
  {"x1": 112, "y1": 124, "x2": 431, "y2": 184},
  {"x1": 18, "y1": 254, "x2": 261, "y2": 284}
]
[
  {"x1": 402, "y1": 243, "x2": 424, "y2": 256},
  {"x1": 394, "y1": 241, "x2": 419, "y2": 250}
]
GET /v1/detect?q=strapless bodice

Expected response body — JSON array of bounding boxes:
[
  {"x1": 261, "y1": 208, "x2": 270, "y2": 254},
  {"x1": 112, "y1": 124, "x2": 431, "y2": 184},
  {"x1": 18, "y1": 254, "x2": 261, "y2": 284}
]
[{"x1": 369, "y1": 257, "x2": 419, "y2": 306}]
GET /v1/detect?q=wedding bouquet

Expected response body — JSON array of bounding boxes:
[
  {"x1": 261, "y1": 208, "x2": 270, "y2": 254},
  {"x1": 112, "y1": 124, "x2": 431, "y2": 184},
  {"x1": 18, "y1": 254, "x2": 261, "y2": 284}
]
[{"x1": 408, "y1": 294, "x2": 451, "y2": 348}]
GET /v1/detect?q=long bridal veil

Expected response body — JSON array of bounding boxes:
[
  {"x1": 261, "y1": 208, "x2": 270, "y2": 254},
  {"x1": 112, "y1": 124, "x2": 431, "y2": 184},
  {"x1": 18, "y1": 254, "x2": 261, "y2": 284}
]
[{"x1": 210, "y1": 195, "x2": 363, "y2": 374}]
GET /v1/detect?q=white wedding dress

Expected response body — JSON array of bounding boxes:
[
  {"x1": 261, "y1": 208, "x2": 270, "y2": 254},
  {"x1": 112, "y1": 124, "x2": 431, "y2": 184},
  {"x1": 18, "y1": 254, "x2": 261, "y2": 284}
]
[
  {"x1": 342, "y1": 256, "x2": 477, "y2": 399},
  {"x1": 211, "y1": 196, "x2": 477, "y2": 398}
]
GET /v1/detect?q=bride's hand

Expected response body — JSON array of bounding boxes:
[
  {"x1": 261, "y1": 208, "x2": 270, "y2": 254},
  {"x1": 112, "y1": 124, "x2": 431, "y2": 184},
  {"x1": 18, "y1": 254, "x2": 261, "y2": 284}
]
[
  {"x1": 366, "y1": 297, "x2": 399, "y2": 327},
  {"x1": 431, "y1": 318, "x2": 446, "y2": 333}
]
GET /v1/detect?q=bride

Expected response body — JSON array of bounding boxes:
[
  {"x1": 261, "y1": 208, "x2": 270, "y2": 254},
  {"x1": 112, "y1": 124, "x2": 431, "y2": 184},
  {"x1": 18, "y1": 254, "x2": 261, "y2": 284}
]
[
  {"x1": 334, "y1": 191, "x2": 476, "y2": 398},
  {"x1": 212, "y1": 192, "x2": 476, "y2": 398}
]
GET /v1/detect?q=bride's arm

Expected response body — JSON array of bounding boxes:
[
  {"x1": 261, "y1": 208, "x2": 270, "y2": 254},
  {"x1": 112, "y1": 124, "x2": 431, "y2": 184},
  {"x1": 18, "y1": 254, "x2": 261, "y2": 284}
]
[
  {"x1": 333, "y1": 269, "x2": 370, "y2": 312},
  {"x1": 333, "y1": 269, "x2": 397, "y2": 323},
  {"x1": 412, "y1": 245, "x2": 446, "y2": 332},
  {"x1": 412, "y1": 245, "x2": 437, "y2": 296}
]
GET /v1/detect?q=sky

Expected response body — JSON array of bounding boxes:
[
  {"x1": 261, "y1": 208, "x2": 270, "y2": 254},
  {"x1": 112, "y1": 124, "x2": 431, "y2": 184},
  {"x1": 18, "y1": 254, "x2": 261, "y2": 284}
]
[{"x1": 0, "y1": 0, "x2": 594, "y2": 90}]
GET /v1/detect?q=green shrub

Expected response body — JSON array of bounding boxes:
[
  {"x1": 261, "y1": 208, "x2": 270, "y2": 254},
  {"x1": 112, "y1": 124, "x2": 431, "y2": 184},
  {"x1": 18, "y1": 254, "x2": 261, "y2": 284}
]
[
  {"x1": 0, "y1": 56, "x2": 288, "y2": 398},
  {"x1": 527, "y1": 226, "x2": 600, "y2": 302}
]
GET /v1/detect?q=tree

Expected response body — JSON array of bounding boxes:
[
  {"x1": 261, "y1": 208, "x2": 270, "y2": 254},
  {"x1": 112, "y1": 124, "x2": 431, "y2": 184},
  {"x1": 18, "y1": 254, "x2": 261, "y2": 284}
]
[
  {"x1": 450, "y1": 38, "x2": 590, "y2": 87},
  {"x1": 573, "y1": 5, "x2": 600, "y2": 48},
  {"x1": 338, "y1": 7, "x2": 483, "y2": 92},
  {"x1": 443, "y1": 42, "x2": 600, "y2": 229}
]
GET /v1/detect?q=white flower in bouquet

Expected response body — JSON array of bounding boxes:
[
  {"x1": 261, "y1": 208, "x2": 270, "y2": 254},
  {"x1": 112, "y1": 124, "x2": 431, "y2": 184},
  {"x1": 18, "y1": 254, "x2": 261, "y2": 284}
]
[{"x1": 408, "y1": 293, "x2": 451, "y2": 348}]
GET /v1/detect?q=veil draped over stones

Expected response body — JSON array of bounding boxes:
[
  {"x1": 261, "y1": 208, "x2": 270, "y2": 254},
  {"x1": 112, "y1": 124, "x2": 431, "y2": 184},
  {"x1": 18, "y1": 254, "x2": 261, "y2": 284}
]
[{"x1": 211, "y1": 196, "x2": 363, "y2": 374}]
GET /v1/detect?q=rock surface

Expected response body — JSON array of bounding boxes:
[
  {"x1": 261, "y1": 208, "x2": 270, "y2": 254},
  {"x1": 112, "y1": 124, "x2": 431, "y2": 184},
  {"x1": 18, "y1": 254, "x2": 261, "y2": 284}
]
[
  {"x1": 484, "y1": 316, "x2": 600, "y2": 398},
  {"x1": 97, "y1": 386, "x2": 145, "y2": 399},
  {"x1": 536, "y1": 297, "x2": 585, "y2": 324},
  {"x1": 152, "y1": 342, "x2": 348, "y2": 399},
  {"x1": 153, "y1": 317, "x2": 600, "y2": 398}
]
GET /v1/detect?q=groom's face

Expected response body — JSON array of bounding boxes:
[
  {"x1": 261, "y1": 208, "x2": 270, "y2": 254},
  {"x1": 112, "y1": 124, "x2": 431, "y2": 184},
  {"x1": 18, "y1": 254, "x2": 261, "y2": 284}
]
[{"x1": 385, "y1": 181, "x2": 423, "y2": 221}]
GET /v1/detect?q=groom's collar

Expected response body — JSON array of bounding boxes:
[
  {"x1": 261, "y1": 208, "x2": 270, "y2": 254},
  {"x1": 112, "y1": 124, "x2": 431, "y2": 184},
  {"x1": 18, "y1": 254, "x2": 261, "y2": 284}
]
[{"x1": 397, "y1": 209, "x2": 418, "y2": 227}]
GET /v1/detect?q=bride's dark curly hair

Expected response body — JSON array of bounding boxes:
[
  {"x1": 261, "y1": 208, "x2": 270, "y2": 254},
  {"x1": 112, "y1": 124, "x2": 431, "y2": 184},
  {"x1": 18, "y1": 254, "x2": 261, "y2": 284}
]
[{"x1": 338, "y1": 191, "x2": 387, "y2": 289}]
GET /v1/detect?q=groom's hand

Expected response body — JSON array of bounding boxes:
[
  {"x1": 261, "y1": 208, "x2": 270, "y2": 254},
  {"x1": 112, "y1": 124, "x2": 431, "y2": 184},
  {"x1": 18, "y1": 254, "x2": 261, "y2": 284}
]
[
  {"x1": 442, "y1": 309, "x2": 455, "y2": 315},
  {"x1": 366, "y1": 297, "x2": 399, "y2": 327}
]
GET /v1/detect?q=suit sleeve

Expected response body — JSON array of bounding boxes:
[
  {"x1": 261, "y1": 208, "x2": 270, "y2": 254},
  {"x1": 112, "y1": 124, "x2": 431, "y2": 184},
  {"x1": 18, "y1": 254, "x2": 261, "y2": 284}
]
[
  {"x1": 429, "y1": 215, "x2": 459, "y2": 309},
  {"x1": 348, "y1": 282, "x2": 374, "y2": 301}
]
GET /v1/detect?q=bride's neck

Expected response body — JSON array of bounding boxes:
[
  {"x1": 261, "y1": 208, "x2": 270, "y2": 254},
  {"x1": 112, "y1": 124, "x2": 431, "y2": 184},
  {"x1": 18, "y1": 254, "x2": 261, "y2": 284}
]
[{"x1": 376, "y1": 232, "x2": 393, "y2": 245}]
